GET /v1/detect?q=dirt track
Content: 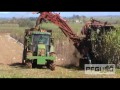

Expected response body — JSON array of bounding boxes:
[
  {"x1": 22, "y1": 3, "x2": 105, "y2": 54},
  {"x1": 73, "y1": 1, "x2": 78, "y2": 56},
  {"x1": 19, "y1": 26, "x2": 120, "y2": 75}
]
[{"x1": 0, "y1": 33, "x2": 23, "y2": 65}]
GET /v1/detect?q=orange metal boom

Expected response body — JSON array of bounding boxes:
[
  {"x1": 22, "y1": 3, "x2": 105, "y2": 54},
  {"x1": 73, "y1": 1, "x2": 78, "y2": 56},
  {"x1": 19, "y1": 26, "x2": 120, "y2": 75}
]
[{"x1": 36, "y1": 12, "x2": 81, "y2": 45}]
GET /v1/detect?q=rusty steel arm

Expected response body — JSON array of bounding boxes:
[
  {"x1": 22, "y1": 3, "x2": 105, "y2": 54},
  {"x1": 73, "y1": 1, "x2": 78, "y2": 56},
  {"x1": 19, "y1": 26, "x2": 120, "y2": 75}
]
[{"x1": 36, "y1": 12, "x2": 81, "y2": 44}]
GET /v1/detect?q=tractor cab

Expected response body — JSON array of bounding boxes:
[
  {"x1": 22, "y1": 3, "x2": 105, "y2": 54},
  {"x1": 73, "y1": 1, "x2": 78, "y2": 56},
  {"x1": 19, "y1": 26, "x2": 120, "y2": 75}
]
[{"x1": 30, "y1": 31, "x2": 51, "y2": 56}]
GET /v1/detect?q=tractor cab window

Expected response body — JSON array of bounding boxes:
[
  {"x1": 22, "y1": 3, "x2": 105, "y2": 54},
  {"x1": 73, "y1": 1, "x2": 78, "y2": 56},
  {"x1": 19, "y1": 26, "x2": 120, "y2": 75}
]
[{"x1": 32, "y1": 34, "x2": 50, "y2": 45}]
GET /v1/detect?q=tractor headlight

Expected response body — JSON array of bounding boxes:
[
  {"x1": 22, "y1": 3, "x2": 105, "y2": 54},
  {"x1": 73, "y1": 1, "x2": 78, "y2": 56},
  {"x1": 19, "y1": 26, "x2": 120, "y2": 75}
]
[{"x1": 39, "y1": 49, "x2": 45, "y2": 56}]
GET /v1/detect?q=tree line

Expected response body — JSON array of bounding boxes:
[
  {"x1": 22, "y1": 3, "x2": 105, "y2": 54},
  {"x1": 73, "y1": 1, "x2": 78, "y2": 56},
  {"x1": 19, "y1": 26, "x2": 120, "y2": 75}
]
[{"x1": 0, "y1": 15, "x2": 120, "y2": 28}]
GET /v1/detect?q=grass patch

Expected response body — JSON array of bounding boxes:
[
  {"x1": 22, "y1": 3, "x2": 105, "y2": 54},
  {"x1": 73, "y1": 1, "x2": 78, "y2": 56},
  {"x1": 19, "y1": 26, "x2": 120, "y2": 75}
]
[{"x1": 0, "y1": 65, "x2": 120, "y2": 78}]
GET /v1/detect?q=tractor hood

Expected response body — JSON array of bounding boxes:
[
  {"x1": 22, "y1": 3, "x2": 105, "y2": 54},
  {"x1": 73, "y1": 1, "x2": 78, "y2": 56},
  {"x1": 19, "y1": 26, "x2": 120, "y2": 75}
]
[{"x1": 37, "y1": 44, "x2": 46, "y2": 56}]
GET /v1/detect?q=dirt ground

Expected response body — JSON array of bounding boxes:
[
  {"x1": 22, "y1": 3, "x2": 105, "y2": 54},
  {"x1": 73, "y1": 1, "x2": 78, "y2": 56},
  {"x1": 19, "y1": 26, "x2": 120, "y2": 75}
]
[{"x1": 0, "y1": 33, "x2": 23, "y2": 65}]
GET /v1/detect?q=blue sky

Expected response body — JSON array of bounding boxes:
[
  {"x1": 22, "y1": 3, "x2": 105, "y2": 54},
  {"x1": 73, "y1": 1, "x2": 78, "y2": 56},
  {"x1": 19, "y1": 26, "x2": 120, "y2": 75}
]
[{"x1": 0, "y1": 12, "x2": 120, "y2": 18}]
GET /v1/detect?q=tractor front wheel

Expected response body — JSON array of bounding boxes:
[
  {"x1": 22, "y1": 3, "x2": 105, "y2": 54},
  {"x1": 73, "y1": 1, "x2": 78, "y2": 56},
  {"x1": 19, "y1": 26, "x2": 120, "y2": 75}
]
[
  {"x1": 49, "y1": 62, "x2": 55, "y2": 71},
  {"x1": 46, "y1": 61, "x2": 55, "y2": 71}
]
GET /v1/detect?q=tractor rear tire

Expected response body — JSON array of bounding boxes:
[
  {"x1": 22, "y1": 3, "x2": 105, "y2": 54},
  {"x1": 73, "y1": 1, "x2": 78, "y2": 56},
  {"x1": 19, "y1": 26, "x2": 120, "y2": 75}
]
[
  {"x1": 26, "y1": 61, "x2": 32, "y2": 68},
  {"x1": 32, "y1": 60, "x2": 37, "y2": 68}
]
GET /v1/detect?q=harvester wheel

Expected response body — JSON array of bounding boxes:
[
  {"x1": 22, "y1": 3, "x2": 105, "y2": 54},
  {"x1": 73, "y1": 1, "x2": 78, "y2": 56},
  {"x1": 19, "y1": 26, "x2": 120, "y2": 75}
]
[
  {"x1": 79, "y1": 58, "x2": 89, "y2": 69},
  {"x1": 26, "y1": 61, "x2": 32, "y2": 68}
]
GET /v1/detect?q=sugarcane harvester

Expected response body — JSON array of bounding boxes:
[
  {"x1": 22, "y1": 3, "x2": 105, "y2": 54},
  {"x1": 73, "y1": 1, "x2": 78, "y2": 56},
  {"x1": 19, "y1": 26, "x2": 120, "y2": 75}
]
[
  {"x1": 80, "y1": 19, "x2": 114, "y2": 68},
  {"x1": 23, "y1": 12, "x2": 115, "y2": 70}
]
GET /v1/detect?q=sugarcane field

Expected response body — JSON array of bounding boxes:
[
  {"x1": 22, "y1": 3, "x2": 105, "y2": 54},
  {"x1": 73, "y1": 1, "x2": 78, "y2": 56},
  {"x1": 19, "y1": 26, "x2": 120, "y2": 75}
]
[{"x1": 0, "y1": 12, "x2": 120, "y2": 78}]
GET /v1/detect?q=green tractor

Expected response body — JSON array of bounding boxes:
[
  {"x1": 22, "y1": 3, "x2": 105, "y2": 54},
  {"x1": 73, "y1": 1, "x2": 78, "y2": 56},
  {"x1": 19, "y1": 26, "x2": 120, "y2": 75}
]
[{"x1": 22, "y1": 28, "x2": 56, "y2": 70}]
